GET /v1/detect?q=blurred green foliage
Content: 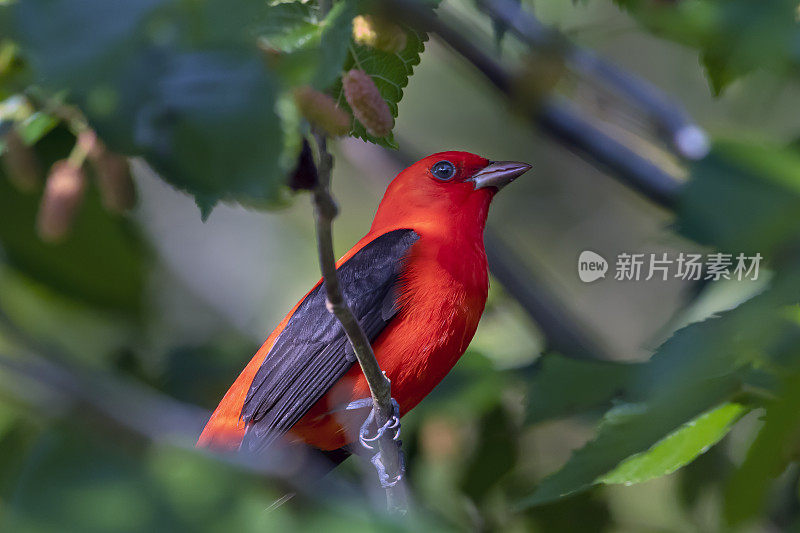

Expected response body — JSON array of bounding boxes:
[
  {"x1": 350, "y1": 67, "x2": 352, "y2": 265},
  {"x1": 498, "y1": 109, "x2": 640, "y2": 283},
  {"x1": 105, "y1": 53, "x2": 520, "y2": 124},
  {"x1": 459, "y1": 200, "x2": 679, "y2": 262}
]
[
  {"x1": 1, "y1": 0, "x2": 800, "y2": 531},
  {"x1": 6, "y1": 0, "x2": 292, "y2": 212},
  {"x1": 614, "y1": 0, "x2": 800, "y2": 95}
]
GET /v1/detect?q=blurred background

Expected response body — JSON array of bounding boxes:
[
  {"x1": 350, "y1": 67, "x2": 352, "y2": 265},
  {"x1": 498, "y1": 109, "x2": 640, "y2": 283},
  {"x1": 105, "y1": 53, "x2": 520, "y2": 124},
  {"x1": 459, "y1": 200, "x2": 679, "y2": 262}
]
[{"x1": 2, "y1": 0, "x2": 800, "y2": 531}]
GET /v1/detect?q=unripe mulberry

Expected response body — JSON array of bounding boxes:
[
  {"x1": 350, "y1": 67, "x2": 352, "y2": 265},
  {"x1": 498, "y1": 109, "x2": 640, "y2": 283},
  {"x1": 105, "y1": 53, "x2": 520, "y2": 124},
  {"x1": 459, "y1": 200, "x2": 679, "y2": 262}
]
[
  {"x1": 79, "y1": 131, "x2": 136, "y2": 213},
  {"x1": 37, "y1": 160, "x2": 87, "y2": 242},
  {"x1": 293, "y1": 86, "x2": 351, "y2": 137},
  {"x1": 1, "y1": 129, "x2": 41, "y2": 192},
  {"x1": 342, "y1": 69, "x2": 393, "y2": 138},
  {"x1": 352, "y1": 15, "x2": 407, "y2": 54}
]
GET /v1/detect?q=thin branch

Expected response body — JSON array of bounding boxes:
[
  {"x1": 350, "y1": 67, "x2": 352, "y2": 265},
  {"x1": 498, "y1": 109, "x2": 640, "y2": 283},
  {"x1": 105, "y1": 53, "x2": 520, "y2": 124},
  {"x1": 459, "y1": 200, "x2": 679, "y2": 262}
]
[
  {"x1": 310, "y1": 132, "x2": 408, "y2": 514},
  {"x1": 382, "y1": 0, "x2": 685, "y2": 210}
]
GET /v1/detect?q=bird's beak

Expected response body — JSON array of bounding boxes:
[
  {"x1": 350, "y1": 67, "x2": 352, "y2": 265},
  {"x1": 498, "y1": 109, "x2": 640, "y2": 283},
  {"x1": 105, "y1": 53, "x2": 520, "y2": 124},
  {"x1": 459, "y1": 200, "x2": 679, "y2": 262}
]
[{"x1": 469, "y1": 160, "x2": 532, "y2": 190}]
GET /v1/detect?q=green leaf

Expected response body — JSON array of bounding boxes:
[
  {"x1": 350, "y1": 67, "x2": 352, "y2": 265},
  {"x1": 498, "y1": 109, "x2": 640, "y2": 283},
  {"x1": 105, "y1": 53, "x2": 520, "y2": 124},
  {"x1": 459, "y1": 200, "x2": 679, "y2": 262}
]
[
  {"x1": 518, "y1": 283, "x2": 800, "y2": 508},
  {"x1": 8, "y1": 0, "x2": 290, "y2": 211},
  {"x1": 519, "y1": 377, "x2": 742, "y2": 508},
  {"x1": 600, "y1": 402, "x2": 746, "y2": 485},
  {"x1": 0, "y1": 41, "x2": 30, "y2": 100},
  {"x1": 315, "y1": 2, "x2": 358, "y2": 89},
  {"x1": 678, "y1": 140, "x2": 800, "y2": 256},
  {"x1": 332, "y1": 26, "x2": 428, "y2": 148},
  {"x1": 0, "y1": 94, "x2": 59, "y2": 148},
  {"x1": 256, "y1": 2, "x2": 316, "y2": 47},
  {"x1": 459, "y1": 405, "x2": 518, "y2": 502},
  {"x1": 523, "y1": 492, "x2": 612, "y2": 533},
  {"x1": 724, "y1": 365, "x2": 800, "y2": 525},
  {"x1": 131, "y1": 50, "x2": 286, "y2": 207},
  {"x1": 0, "y1": 422, "x2": 444, "y2": 532},
  {"x1": 613, "y1": 0, "x2": 800, "y2": 95},
  {"x1": 701, "y1": 50, "x2": 739, "y2": 97},
  {"x1": 0, "y1": 127, "x2": 147, "y2": 314},
  {"x1": 16, "y1": 111, "x2": 59, "y2": 145},
  {"x1": 526, "y1": 353, "x2": 643, "y2": 424},
  {"x1": 258, "y1": 1, "x2": 356, "y2": 90}
]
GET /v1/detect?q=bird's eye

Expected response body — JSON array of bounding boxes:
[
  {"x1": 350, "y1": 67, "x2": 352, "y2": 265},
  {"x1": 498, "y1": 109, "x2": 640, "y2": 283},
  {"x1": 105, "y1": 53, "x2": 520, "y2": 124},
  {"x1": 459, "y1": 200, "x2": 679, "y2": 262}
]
[{"x1": 430, "y1": 160, "x2": 456, "y2": 181}]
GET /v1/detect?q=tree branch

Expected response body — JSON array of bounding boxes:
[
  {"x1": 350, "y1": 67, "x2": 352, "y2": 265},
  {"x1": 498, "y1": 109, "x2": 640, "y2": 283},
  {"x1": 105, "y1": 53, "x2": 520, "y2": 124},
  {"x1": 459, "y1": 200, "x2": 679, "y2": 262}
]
[
  {"x1": 383, "y1": 0, "x2": 686, "y2": 210},
  {"x1": 477, "y1": 0, "x2": 709, "y2": 161},
  {"x1": 310, "y1": 132, "x2": 408, "y2": 514}
]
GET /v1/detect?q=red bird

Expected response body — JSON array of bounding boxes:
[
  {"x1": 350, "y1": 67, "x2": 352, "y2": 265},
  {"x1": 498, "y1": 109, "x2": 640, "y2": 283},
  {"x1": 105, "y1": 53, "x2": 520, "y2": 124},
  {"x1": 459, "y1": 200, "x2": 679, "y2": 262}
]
[{"x1": 197, "y1": 152, "x2": 530, "y2": 458}]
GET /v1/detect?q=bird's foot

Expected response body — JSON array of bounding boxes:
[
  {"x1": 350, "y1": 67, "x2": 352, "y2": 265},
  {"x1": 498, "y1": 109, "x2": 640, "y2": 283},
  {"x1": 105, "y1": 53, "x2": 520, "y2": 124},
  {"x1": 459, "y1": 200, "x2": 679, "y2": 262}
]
[
  {"x1": 356, "y1": 398, "x2": 404, "y2": 488},
  {"x1": 358, "y1": 397, "x2": 401, "y2": 449},
  {"x1": 369, "y1": 444, "x2": 405, "y2": 488}
]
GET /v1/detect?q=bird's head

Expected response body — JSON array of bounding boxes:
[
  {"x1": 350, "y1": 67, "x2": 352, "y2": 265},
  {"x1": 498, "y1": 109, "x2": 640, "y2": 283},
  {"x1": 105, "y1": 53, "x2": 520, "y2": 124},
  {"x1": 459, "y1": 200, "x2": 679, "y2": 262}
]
[{"x1": 370, "y1": 151, "x2": 531, "y2": 237}]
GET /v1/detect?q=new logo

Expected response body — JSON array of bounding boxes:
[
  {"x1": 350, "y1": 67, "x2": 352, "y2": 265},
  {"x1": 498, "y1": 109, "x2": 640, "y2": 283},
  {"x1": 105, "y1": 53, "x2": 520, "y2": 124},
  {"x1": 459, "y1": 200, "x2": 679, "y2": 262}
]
[{"x1": 578, "y1": 251, "x2": 608, "y2": 283}]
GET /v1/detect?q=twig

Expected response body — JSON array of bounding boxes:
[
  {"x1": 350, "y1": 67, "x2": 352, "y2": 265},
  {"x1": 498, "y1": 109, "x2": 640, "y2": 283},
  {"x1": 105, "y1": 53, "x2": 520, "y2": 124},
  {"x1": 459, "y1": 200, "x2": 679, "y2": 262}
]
[
  {"x1": 382, "y1": 0, "x2": 684, "y2": 210},
  {"x1": 310, "y1": 131, "x2": 408, "y2": 514}
]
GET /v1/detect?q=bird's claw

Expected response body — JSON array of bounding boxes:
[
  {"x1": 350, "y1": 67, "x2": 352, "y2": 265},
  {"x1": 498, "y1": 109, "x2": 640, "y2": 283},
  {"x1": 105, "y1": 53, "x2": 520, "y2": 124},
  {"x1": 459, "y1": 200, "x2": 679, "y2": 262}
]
[
  {"x1": 370, "y1": 444, "x2": 405, "y2": 488},
  {"x1": 358, "y1": 398, "x2": 401, "y2": 449},
  {"x1": 355, "y1": 398, "x2": 404, "y2": 488}
]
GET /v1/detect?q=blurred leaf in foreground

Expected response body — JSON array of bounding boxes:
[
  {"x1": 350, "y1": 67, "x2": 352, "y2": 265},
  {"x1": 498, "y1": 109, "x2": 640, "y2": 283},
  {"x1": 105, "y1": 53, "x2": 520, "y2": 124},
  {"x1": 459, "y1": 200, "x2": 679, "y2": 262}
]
[
  {"x1": 0, "y1": 423, "x2": 423, "y2": 533},
  {"x1": 6, "y1": 0, "x2": 290, "y2": 212},
  {"x1": 258, "y1": 1, "x2": 356, "y2": 91},
  {"x1": 459, "y1": 404, "x2": 519, "y2": 503},
  {"x1": 724, "y1": 366, "x2": 800, "y2": 526},
  {"x1": 613, "y1": 0, "x2": 800, "y2": 95},
  {"x1": 519, "y1": 289, "x2": 796, "y2": 507},
  {"x1": 526, "y1": 354, "x2": 642, "y2": 424},
  {"x1": 679, "y1": 141, "x2": 800, "y2": 257}
]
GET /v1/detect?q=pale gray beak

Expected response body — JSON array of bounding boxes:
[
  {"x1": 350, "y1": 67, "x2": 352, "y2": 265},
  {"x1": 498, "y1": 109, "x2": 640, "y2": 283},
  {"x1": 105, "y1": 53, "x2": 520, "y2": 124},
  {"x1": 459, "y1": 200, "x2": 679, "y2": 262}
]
[{"x1": 469, "y1": 160, "x2": 532, "y2": 190}]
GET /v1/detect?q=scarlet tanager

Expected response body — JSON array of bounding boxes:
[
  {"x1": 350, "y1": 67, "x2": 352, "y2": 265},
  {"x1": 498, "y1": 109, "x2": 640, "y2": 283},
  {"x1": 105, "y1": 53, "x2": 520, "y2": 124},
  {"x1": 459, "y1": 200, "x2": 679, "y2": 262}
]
[{"x1": 197, "y1": 152, "x2": 531, "y2": 459}]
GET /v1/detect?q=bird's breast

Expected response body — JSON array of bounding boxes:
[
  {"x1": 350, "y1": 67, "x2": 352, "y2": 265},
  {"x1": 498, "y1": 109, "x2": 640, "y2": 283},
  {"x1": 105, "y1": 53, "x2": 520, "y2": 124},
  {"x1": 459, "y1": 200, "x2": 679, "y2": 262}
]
[{"x1": 372, "y1": 234, "x2": 490, "y2": 410}]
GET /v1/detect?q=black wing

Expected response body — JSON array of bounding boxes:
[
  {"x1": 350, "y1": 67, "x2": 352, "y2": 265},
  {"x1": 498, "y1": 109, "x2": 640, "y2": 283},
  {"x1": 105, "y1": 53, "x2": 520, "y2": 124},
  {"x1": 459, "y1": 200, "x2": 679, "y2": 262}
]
[{"x1": 241, "y1": 229, "x2": 419, "y2": 451}]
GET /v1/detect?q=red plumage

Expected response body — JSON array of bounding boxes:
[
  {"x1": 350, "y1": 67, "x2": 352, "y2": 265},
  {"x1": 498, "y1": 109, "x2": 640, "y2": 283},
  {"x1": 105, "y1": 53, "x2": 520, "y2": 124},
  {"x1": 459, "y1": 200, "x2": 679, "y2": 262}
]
[{"x1": 197, "y1": 151, "x2": 529, "y2": 452}]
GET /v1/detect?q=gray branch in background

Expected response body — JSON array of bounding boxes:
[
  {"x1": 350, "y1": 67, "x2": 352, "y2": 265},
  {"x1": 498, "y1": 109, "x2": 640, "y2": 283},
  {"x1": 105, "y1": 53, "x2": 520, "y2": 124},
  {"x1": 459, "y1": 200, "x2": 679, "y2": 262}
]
[
  {"x1": 311, "y1": 132, "x2": 408, "y2": 514},
  {"x1": 479, "y1": 0, "x2": 710, "y2": 161},
  {"x1": 383, "y1": 0, "x2": 694, "y2": 210}
]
